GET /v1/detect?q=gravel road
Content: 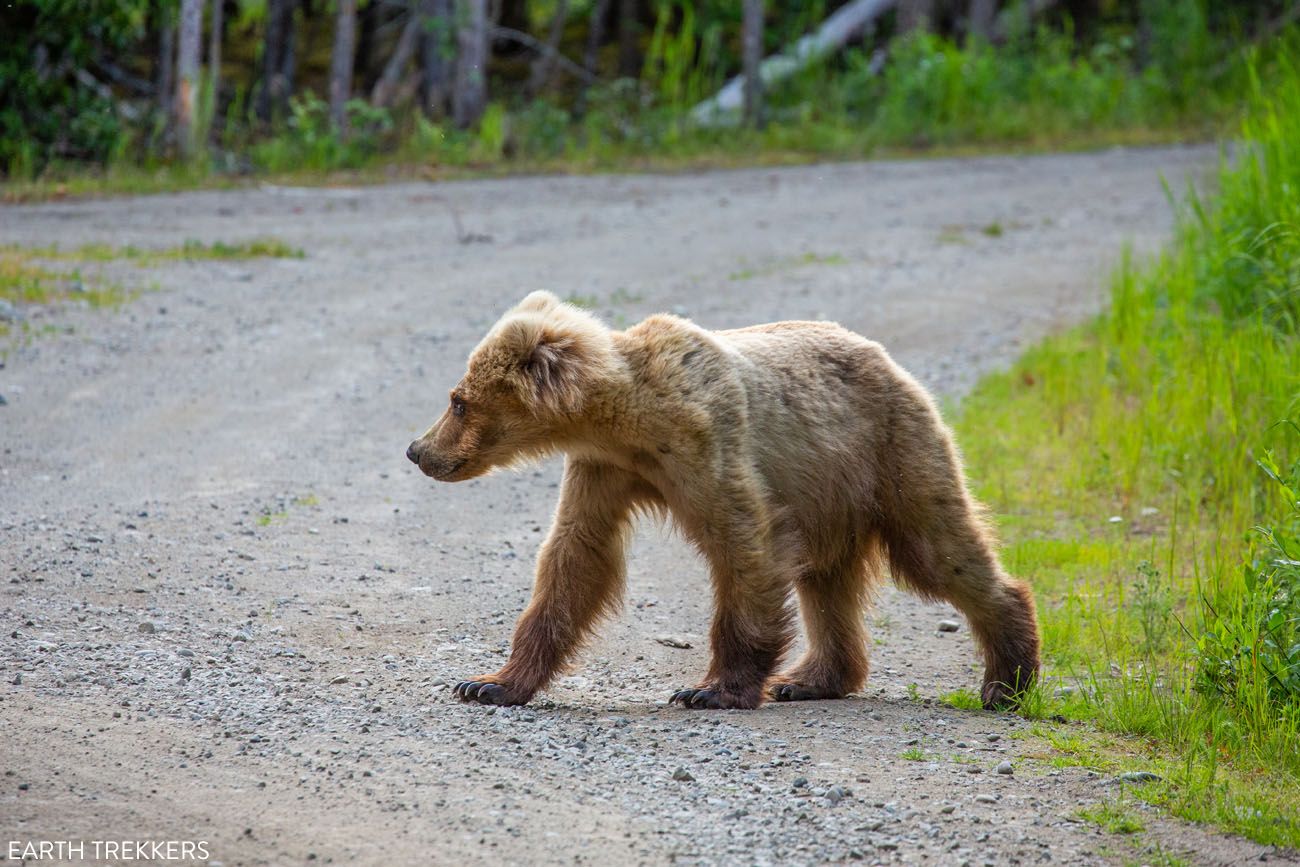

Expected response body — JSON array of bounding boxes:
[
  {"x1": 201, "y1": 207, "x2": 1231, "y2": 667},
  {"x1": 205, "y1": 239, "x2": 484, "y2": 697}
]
[{"x1": 3, "y1": 145, "x2": 1287, "y2": 866}]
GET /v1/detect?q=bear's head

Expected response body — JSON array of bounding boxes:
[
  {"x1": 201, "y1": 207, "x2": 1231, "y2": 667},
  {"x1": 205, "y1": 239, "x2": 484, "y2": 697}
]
[{"x1": 406, "y1": 290, "x2": 621, "y2": 481}]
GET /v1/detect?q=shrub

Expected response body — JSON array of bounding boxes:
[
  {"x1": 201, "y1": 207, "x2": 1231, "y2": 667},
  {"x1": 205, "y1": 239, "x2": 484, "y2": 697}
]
[
  {"x1": 0, "y1": 0, "x2": 148, "y2": 175},
  {"x1": 1198, "y1": 439, "x2": 1300, "y2": 708}
]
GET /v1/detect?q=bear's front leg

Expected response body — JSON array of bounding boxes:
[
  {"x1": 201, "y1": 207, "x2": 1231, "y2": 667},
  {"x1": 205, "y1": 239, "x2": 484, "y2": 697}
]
[
  {"x1": 670, "y1": 484, "x2": 795, "y2": 709},
  {"x1": 453, "y1": 461, "x2": 647, "y2": 707}
]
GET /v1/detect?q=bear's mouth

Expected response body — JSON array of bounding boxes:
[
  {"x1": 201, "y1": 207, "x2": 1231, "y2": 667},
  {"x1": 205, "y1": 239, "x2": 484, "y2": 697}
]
[{"x1": 425, "y1": 457, "x2": 468, "y2": 481}]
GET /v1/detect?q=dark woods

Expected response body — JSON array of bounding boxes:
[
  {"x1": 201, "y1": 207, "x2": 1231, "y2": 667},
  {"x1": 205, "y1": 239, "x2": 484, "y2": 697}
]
[{"x1": 1, "y1": 0, "x2": 1292, "y2": 178}]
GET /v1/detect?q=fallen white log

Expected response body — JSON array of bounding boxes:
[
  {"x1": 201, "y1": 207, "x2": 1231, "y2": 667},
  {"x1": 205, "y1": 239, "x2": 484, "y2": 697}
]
[{"x1": 690, "y1": 0, "x2": 897, "y2": 125}]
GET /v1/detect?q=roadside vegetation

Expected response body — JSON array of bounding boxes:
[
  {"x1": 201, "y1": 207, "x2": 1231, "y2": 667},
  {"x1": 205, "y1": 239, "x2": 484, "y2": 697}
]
[
  {"x1": 0, "y1": 238, "x2": 302, "y2": 342},
  {"x1": 954, "y1": 46, "x2": 1300, "y2": 847},
  {"x1": 3, "y1": 1, "x2": 1294, "y2": 200}
]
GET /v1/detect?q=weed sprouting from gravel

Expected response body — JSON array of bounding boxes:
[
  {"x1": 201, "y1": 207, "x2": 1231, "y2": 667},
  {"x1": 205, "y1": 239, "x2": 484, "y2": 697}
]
[
  {"x1": 1078, "y1": 799, "x2": 1147, "y2": 834},
  {"x1": 939, "y1": 689, "x2": 983, "y2": 711}
]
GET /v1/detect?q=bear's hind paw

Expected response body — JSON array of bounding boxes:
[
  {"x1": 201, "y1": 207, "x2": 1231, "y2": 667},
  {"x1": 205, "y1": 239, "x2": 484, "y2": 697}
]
[
  {"x1": 980, "y1": 678, "x2": 1029, "y2": 711},
  {"x1": 767, "y1": 679, "x2": 846, "y2": 702}
]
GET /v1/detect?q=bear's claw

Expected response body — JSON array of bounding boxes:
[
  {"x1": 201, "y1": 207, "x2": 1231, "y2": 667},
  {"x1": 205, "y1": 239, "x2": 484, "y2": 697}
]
[
  {"x1": 453, "y1": 680, "x2": 518, "y2": 706},
  {"x1": 670, "y1": 688, "x2": 723, "y2": 709},
  {"x1": 770, "y1": 682, "x2": 808, "y2": 702},
  {"x1": 668, "y1": 687, "x2": 760, "y2": 709}
]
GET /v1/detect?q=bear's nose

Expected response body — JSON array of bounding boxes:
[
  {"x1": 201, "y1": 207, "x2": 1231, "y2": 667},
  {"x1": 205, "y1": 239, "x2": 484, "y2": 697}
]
[{"x1": 406, "y1": 441, "x2": 422, "y2": 465}]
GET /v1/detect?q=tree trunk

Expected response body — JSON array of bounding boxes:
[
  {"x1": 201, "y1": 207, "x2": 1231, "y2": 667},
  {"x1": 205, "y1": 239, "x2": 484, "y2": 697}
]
[
  {"x1": 898, "y1": 0, "x2": 935, "y2": 33},
  {"x1": 692, "y1": 0, "x2": 896, "y2": 125},
  {"x1": 527, "y1": 0, "x2": 569, "y2": 95},
  {"x1": 156, "y1": 4, "x2": 176, "y2": 122},
  {"x1": 371, "y1": 6, "x2": 422, "y2": 108},
  {"x1": 617, "y1": 0, "x2": 639, "y2": 77},
  {"x1": 330, "y1": 0, "x2": 358, "y2": 130},
  {"x1": 356, "y1": 0, "x2": 380, "y2": 89},
  {"x1": 280, "y1": 3, "x2": 297, "y2": 112},
  {"x1": 208, "y1": 0, "x2": 224, "y2": 138},
  {"x1": 584, "y1": 0, "x2": 611, "y2": 74},
  {"x1": 742, "y1": 0, "x2": 764, "y2": 128},
  {"x1": 257, "y1": 0, "x2": 296, "y2": 123},
  {"x1": 967, "y1": 0, "x2": 996, "y2": 39},
  {"x1": 176, "y1": 0, "x2": 204, "y2": 158},
  {"x1": 419, "y1": 0, "x2": 454, "y2": 116},
  {"x1": 452, "y1": 0, "x2": 488, "y2": 128},
  {"x1": 576, "y1": 0, "x2": 611, "y2": 112}
]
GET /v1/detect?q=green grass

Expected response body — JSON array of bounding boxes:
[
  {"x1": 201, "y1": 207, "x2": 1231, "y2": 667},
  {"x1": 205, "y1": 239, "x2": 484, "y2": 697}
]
[
  {"x1": 1123, "y1": 846, "x2": 1190, "y2": 867},
  {"x1": 2, "y1": 238, "x2": 303, "y2": 263},
  {"x1": 0, "y1": 238, "x2": 302, "y2": 343},
  {"x1": 900, "y1": 747, "x2": 928, "y2": 761},
  {"x1": 1078, "y1": 799, "x2": 1147, "y2": 835},
  {"x1": 0, "y1": 252, "x2": 135, "y2": 322},
  {"x1": 939, "y1": 688, "x2": 984, "y2": 711},
  {"x1": 954, "y1": 48, "x2": 1300, "y2": 848},
  {"x1": 729, "y1": 251, "x2": 848, "y2": 282}
]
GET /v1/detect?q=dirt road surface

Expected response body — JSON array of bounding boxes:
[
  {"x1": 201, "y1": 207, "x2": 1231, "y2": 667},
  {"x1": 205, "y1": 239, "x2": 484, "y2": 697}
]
[{"x1": 4, "y1": 145, "x2": 1285, "y2": 866}]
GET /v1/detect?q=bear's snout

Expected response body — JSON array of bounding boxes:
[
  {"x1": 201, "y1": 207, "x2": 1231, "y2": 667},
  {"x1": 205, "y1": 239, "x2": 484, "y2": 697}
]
[{"x1": 406, "y1": 437, "x2": 468, "y2": 481}]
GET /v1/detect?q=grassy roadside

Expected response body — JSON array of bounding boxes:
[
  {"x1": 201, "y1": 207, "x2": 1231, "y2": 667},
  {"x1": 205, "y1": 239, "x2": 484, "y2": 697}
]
[
  {"x1": 0, "y1": 120, "x2": 1214, "y2": 205},
  {"x1": 953, "y1": 55, "x2": 1300, "y2": 847},
  {"x1": 0, "y1": 239, "x2": 302, "y2": 344}
]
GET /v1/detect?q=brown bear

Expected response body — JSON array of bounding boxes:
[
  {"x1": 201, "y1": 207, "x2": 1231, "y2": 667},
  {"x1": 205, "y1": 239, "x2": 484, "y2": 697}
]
[{"x1": 406, "y1": 291, "x2": 1040, "y2": 710}]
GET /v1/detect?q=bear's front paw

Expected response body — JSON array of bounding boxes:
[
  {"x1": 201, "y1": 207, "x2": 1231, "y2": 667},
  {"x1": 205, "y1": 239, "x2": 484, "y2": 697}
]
[
  {"x1": 669, "y1": 686, "x2": 761, "y2": 710},
  {"x1": 453, "y1": 677, "x2": 530, "y2": 707}
]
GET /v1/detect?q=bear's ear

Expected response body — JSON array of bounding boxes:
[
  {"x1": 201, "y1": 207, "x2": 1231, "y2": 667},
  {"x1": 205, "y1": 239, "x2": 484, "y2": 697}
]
[
  {"x1": 514, "y1": 290, "x2": 562, "y2": 315},
  {"x1": 520, "y1": 329, "x2": 587, "y2": 415}
]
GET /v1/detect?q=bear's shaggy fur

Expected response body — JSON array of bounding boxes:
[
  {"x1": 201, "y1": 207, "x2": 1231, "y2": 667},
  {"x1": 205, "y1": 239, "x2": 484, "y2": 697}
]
[{"x1": 407, "y1": 291, "x2": 1040, "y2": 710}]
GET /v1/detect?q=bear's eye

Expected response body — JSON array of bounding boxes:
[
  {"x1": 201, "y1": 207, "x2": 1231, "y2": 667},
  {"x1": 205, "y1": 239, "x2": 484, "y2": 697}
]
[{"x1": 450, "y1": 395, "x2": 466, "y2": 417}]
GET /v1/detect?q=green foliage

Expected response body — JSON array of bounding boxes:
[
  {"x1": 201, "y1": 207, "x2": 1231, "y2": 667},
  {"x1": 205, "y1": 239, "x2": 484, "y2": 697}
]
[
  {"x1": 939, "y1": 688, "x2": 984, "y2": 711},
  {"x1": 250, "y1": 93, "x2": 393, "y2": 173},
  {"x1": 0, "y1": 235, "x2": 301, "y2": 345},
  {"x1": 3, "y1": 237, "x2": 303, "y2": 262},
  {"x1": 1078, "y1": 799, "x2": 1147, "y2": 834},
  {"x1": 472, "y1": 102, "x2": 509, "y2": 162},
  {"x1": 6, "y1": 1, "x2": 1291, "y2": 192},
  {"x1": 1198, "y1": 441, "x2": 1300, "y2": 707},
  {"x1": 953, "y1": 46, "x2": 1300, "y2": 845},
  {"x1": 853, "y1": 21, "x2": 1218, "y2": 147},
  {"x1": 512, "y1": 100, "x2": 572, "y2": 161},
  {"x1": 0, "y1": 0, "x2": 149, "y2": 175},
  {"x1": 644, "y1": 1, "x2": 726, "y2": 115}
]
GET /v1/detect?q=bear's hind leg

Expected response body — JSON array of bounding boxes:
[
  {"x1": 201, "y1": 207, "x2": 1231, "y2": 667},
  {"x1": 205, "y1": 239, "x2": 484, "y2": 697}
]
[
  {"x1": 769, "y1": 556, "x2": 871, "y2": 702},
  {"x1": 882, "y1": 499, "x2": 1040, "y2": 710}
]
